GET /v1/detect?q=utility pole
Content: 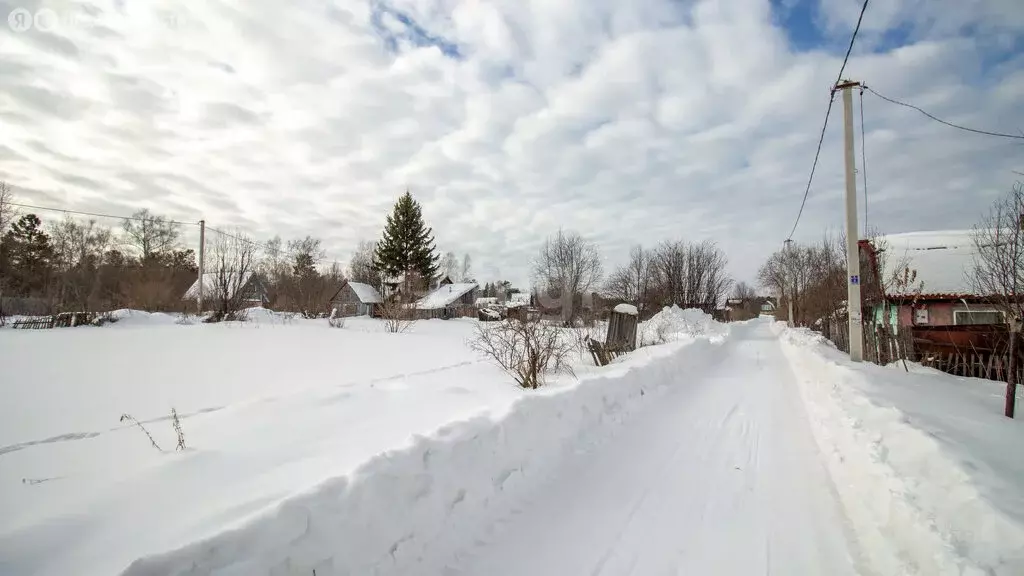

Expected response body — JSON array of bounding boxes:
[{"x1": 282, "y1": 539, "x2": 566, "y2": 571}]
[
  {"x1": 838, "y1": 79, "x2": 863, "y2": 362},
  {"x1": 198, "y1": 219, "x2": 205, "y2": 314},
  {"x1": 784, "y1": 239, "x2": 794, "y2": 327}
]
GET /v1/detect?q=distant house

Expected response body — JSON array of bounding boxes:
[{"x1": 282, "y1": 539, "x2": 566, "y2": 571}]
[
  {"x1": 475, "y1": 296, "x2": 499, "y2": 308},
  {"x1": 328, "y1": 281, "x2": 384, "y2": 317},
  {"x1": 183, "y1": 271, "x2": 268, "y2": 308},
  {"x1": 381, "y1": 272, "x2": 451, "y2": 301},
  {"x1": 416, "y1": 282, "x2": 478, "y2": 319},
  {"x1": 860, "y1": 231, "x2": 1000, "y2": 330},
  {"x1": 760, "y1": 298, "x2": 777, "y2": 316}
]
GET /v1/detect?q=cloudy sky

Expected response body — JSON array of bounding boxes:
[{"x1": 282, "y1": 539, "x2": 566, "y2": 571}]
[{"x1": 1, "y1": 0, "x2": 1022, "y2": 288}]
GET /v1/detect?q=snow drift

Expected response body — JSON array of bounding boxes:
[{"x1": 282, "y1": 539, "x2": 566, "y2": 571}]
[
  {"x1": 776, "y1": 324, "x2": 1024, "y2": 576},
  {"x1": 638, "y1": 305, "x2": 726, "y2": 345},
  {"x1": 120, "y1": 334, "x2": 729, "y2": 575}
]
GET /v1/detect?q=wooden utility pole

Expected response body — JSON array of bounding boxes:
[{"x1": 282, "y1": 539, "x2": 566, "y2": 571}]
[
  {"x1": 838, "y1": 79, "x2": 863, "y2": 361},
  {"x1": 198, "y1": 219, "x2": 205, "y2": 314}
]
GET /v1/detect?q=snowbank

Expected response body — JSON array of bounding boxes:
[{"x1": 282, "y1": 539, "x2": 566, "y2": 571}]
[
  {"x1": 117, "y1": 338, "x2": 728, "y2": 576},
  {"x1": 638, "y1": 306, "x2": 725, "y2": 345},
  {"x1": 775, "y1": 324, "x2": 1024, "y2": 576}
]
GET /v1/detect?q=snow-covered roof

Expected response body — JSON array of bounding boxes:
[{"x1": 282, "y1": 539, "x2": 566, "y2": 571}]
[
  {"x1": 875, "y1": 231, "x2": 977, "y2": 298},
  {"x1": 347, "y1": 282, "x2": 383, "y2": 304},
  {"x1": 183, "y1": 271, "x2": 255, "y2": 300},
  {"x1": 475, "y1": 297, "x2": 498, "y2": 306},
  {"x1": 416, "y1": 283, "x2": 478, "y2": 309}
]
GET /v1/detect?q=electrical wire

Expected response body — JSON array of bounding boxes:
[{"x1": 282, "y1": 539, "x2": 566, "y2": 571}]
[
  {"x1": 205, "y1": 225, "x2": 346, "y2": 269},
  {"x1": 859, "y1": 87, "x2": 868, "y2": 236},
  {"x1": 865, "y1": 85, "x2": 1024, "y2": 140},
  {"x1": 786, "y1": 0, "x2": 871, "y2": 241},
  {"x1": 4, "y1": 201, "x2": 347, "y2": 269},
  {"x1": 7, "y1": 201, "x2": 199, "y2": 226}
]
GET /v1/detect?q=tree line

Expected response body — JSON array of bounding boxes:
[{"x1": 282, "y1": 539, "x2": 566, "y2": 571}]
[{"x1": 0, "y1": 184, "x2": 737, "y2": 323}]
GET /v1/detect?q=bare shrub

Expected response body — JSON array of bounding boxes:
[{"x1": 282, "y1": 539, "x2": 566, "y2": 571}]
[
  {"x1": 120, "y1": 413, "x2": 162, "y2": 452},
  {"x1": 470, "y1": 318, "x2": 575, "y2": 389},
  {"x1": 569, "y1": 322, "x2": 605, "y2": 358},
  {"x1": 379, "y1": 298, "x2": 416, "y2": 333},
  {"x1": 172, "y1": 408, "x2": 186, "y2": 451},
  {"x1": 207, "y1": 231, "x2": 257, "y2": 321}
]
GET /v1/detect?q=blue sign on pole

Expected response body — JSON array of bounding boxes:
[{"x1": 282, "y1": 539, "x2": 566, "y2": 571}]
[{"x1": 850, "y1": 275, "x2": 860, "y2": 285}]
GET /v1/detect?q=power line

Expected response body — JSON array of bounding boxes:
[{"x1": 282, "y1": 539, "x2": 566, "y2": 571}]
[
  {"x1": 865, "y1": 85, "x2": 1024, "y2": 140},
  {"x1": 786, "y1": 0, "x2": 871, "y2": 241},
  {"x1": 205, "y1": 225, "x2": 347, "y2": 268},
  {"x1": 5, "y1": 200, "x2": 348, "y2": 268},
  {"x1": 7, "y1": 201, "x2": 199, "y2": 226}
]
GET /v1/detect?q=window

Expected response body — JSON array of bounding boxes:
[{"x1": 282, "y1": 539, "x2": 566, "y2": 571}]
[
  {"x1": 953, "y1": 310, "x2": 1004, "y2": 325},
  {"x1": 914, "y1": 308, "x2": 929, "y2": 324}
]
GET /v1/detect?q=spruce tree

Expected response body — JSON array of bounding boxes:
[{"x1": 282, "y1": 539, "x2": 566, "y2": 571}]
[
  {"x1": 373, "y1": 191, "x2": 439, "y2": 297},
  {"x1": 3, "y1": 214, "x2": 53, "y2": 294}
]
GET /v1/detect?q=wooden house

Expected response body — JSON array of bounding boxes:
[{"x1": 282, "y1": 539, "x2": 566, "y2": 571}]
[
  {"x1": 860, "y1": 231, "x2": 1002, "y2": 330},
  {"x1": 328, "y1": 281, "x2": 384, "y2": 317}
]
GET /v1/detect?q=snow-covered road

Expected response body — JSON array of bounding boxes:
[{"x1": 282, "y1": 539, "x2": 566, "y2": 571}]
[{"x1": 435, "y1": 321, "x2": 860, "y2": 575}]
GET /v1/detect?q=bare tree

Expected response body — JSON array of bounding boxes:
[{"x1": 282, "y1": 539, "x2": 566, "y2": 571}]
[
  {"x1": 733, "y1": 281, "x2": 756, "y2": 301},
  {"x1": 651, "y1": 240, "x2": 731, "y2": 312},
  {"x1": 48, "y1": 216, "x2": 113, "y2": 312},
  {"x1": 605, "y1": 245, "x2": 653, "y2": 316},
  {"x1": 0, "y1": 181, "x2": 15, "y2": 234},
  {"x1": 348, "y1": 240, "x2": 380, "y2": 287},
  {"x1": 533, "y1": 229, "x2": 603, "y2": 325},
  {"x1": 122, "y1": 209, "x2": 180, "y2": 261},
  {"x1": 758, "y1": 234, "x2": 845, "y2": 329},
  {"x1": 0, "y1": 181, "x2": 17, "y2": 324},
  {"x1": 439, "y1": 250, "x2": 459, "y2": 280},
  {"x1": 971, "y1": 181, "x2": 1024, "y2": 418},
  {"x1": 208, "y1": 231, "x2": 257, "y2": 321},
  {"x1": 461, "y1": 253, "x2": 473, "y2": 282}
]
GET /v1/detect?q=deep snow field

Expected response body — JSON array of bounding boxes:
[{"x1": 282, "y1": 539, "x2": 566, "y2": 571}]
[{"x1": 1, "y1": 308, "x2": 1021, "y2": 576}]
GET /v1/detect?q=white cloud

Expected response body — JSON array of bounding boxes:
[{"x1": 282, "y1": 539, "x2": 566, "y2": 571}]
[{"x1": 0, "y1": 0, "x2": 1021, "y2": 289}]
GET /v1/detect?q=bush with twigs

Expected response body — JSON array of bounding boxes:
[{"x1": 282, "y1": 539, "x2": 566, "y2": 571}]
[
  {"x1": 470, "y1": 318, "x2": 575, "y2": 389},
  {"x1": 378, "y1": 298, "x2": 416, "y2": 333}
]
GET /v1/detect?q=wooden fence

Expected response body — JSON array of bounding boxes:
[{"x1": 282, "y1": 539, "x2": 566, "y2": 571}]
[{"x1": 817, "y1": 317, "x2": 1022, "y2": 381}]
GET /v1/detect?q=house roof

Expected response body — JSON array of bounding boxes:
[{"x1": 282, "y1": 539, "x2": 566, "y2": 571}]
[
  {"x1": 346, "y1": 282, "x2": 383, "y2": 304},
  {"x1": 183, "y1": 271, "x2": 255, "y2": 301},
  {"x1": 873, "y1": 230, "x2": 978, "y2": 299},
  {"x1": 416, "y1": 282, "x2": 478, "y2": 310}
]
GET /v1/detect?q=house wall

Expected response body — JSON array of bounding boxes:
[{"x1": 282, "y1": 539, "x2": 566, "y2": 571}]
[{"x1": 893, "y1": 301, "x2": 1003, "y2": 328}]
